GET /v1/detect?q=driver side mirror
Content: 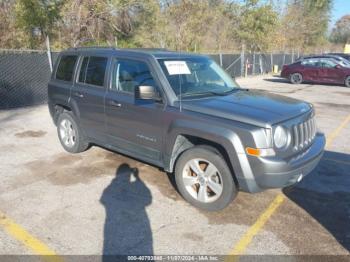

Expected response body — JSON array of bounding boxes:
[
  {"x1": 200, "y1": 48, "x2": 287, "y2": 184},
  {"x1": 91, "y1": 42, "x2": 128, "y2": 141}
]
[
  {"x1": 135, "y1": 85, "x2": 161, "y2": 101},
  {"x1": 335, "y1": 64, "x2": 342, "y2": 69}
]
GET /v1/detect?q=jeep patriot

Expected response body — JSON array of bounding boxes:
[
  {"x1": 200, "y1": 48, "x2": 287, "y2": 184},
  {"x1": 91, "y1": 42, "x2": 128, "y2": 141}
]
[{"x1": 48, "y1": 47, "x2": 325, "y2": 211}]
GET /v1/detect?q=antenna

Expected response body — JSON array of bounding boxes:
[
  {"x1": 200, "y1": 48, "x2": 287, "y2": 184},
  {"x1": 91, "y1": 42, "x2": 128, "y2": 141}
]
[
  {"x1": 178, "y1": 52, "x2": 182, "y2": 112},
  {"x1": 179, "y1": 73, "x2": 182, "y2": 112}
]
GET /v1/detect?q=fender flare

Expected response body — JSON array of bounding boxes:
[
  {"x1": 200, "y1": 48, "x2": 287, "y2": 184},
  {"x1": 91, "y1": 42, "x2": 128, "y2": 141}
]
[{"x1": 164, "y1": 119, "x2": 245, "y2": 174}]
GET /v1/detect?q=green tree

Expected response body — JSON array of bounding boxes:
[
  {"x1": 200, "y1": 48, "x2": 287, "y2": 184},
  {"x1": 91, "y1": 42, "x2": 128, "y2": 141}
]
[
  {"x1": 56, "y1": 0, "x2": 162, "y2": 48},
  {"x1": 303, "y1": 0, "x2": 332, "y2": 46},
  {"x1": 15, "y1": 0, "x2": 63, "y2": 48},
  {"x1": 163, "y1": 0, "x2": 215, "y2": 51},
  {"x1": 57, "y1": 0, "x2": 111, "y2": 48},
  {"x1": 281, "y1": 0, "x2": 333, "y2": 51},
  {"x1": 232, "y1": 0, "x2": 278, "y2": 51},
  {"x1": 0, "y1": 0, "x2": 25, "y2": 48},
  {"x1": 109, "y1": 0, "x2": 163, "y2": 47},
  {"x1": 0, "y1": 0, "x2": 338, "y2": 51},
  {"x1": 330, "y1": 15, "x2": 350, "y2": 44}
]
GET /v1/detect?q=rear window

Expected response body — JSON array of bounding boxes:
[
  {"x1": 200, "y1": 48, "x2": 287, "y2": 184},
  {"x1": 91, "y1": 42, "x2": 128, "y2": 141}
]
[
  {"x1": 84, "y1": 57, "x2": 108, "y2": 87},
  {"x1": 56, "y1": 55, "x2": 77, "y2": 81}
]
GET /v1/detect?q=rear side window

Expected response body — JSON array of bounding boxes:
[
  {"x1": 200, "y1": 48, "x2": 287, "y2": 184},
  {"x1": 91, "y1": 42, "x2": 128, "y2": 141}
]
[
  {"x1": 301, "y1": 59, "x2": 318, "y2": 67},
  {"x1": 56, "y1": 55, "x2": 77, "y2": 81},
  {"x1": 78, "y1": 56, "x2": 108, "y2": 87},
  {"x1": 86, "y1": 57, "x2": 108, "y2": 86}
]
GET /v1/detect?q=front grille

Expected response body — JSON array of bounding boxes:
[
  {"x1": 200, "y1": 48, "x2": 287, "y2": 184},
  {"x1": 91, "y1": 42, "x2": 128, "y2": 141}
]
[{"x1": 292, "y1": 116, "x2": 316, "y2": 151}]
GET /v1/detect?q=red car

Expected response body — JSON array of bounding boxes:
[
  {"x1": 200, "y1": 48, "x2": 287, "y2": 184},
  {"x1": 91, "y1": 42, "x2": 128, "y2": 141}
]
[{"x1": 281, "y1": 57, "x2": 350, "y2": 87}]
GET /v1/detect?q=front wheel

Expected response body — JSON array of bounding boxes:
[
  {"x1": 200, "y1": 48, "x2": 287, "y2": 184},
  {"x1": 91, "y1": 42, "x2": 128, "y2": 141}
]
[
  {"x1": 345, "y1": 76, "x2": 350, "y2": 88},
  {"x1": 175, "y1": 146, "x2": 237, "y2": 211},
  {"x1": 290, "y1": 73, "x2": 303, "y2": 84}
]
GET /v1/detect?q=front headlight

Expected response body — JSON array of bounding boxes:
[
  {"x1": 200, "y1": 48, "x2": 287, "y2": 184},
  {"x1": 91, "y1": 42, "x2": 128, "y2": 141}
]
[{"x1": 273, "y1": 125, "x2": 288, "y2": 149}]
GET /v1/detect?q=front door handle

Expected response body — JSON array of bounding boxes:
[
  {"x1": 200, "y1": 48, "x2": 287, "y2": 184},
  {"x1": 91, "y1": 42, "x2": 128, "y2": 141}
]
[
  {"x1": 74, "y1": 92, "x2": 84, "y2": 98},
  {"x1": 108, "y1": 100, "x2": 122, "y2": 107}
]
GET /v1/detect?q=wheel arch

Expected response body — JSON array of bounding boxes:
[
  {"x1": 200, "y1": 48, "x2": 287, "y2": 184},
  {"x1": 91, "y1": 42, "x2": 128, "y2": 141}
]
[
  {"x1": 164, "y1": 121, "x2": 245, "y2": 184},
  {"x1": 51, "y1": 99, "x2": 80, "y2": 125},
  {"x1": 345, "y1": 75, "x2": 350, "y2": 87},
  {"x1": 168, "y1": 134, "x2": 239, "y2": 184}
]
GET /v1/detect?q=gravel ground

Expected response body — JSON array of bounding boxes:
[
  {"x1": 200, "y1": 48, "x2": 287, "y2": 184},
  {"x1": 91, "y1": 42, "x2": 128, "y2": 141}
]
[{"x1": 0, "y1": 75, "x2": 349, "y2": 257}]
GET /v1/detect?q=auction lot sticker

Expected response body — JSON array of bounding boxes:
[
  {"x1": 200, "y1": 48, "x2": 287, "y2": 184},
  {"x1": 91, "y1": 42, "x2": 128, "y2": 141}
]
[{"x1": 164, "y1": 61, "x2": 191, "y2": 75}]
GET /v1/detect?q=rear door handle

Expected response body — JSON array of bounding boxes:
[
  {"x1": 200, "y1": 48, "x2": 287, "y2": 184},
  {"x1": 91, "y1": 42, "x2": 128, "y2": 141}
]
[
  {"x1": 108, "y1": 100, "x2": 122, "y2": 107},
  {"x1": 74, "y1": 92, "x2": 84, "y2": 98}
]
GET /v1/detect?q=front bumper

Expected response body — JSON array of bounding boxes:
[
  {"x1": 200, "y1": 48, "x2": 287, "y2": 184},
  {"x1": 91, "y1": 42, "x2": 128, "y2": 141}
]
[{"x1": 237, "y1": 133, "x2": 325, "y2": 193}]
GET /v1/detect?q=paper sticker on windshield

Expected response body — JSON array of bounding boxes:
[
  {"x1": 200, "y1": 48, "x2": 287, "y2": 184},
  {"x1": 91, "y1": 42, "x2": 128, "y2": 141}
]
[{"x1": 164, "y1": 61, "x2": 191, "y2": 75}]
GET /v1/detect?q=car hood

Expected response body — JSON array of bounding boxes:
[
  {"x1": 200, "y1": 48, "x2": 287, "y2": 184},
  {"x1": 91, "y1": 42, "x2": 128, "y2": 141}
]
[{"x1": 180, "y1": 89, "x2": 312, "y2": 128}]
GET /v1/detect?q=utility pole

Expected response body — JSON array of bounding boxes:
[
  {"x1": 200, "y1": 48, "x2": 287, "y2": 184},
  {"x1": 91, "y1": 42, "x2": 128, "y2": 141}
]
[{"x1": 46, "y1": 35, "x2": 53, "y2": 73}]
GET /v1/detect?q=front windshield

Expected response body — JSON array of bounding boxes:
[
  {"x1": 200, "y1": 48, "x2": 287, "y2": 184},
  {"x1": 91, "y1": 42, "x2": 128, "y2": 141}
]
[{"x1": 158, "y1": 57, "x2": 239, "y2": 97}]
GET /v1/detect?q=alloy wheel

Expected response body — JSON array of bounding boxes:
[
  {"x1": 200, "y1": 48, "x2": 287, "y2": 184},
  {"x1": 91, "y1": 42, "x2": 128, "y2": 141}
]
[
  {"x1": 182, "y1": 158, "x2": 223, "y2": 203},
  {"x1": 291, "y1": 73, "x2": 302, "y2": 84},
  {"x1": 346, "y1": 77, "x2": 350, "y2": 87},
  {"x1": 59, "y1": 119, "x2": 76, "y2": 148}
]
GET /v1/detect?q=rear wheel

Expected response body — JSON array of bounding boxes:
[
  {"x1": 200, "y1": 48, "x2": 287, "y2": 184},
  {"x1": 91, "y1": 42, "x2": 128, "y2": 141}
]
[
  {"x1": 290, "y1": 73, "x2": 303, "y2": 84},
  {"x1": 175, "y1": 146, "x2": 237, "y2": 211},
  {"x1": 345, "y1": 76, "x2": 350, "y2": 88},
  {"x1": 57, "y1": 112, "x2": 89, "y2": 153}
]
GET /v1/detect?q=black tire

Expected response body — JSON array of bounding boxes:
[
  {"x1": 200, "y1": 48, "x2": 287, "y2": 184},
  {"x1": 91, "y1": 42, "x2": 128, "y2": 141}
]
[
  {"x1": 290, "y1": 73, "x2": 303, "y2": 84},
  {"x1": 56, "y1": 111, "x2": 89, "y2": 153},
  {"x1": 174, "y1": 146, "x2": 237, "y2": 211},
  {"x1": 345, "y1": 76, "x2": 350, "y2": 88}
]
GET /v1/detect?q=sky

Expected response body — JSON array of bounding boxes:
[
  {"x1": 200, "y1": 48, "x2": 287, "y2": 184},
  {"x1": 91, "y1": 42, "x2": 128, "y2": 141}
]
[{"x1": 330, "y1": 0, "x2": 350, "y2": 27}]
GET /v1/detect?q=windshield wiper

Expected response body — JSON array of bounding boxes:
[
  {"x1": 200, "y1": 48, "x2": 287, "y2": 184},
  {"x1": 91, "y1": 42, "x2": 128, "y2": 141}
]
[
  {"x1": 179, "y1": 88, "x2": 245, "y2": 98},
  {"x1": 203, "y1": 88, "x2": 249, "y2": 96},
  {"x1": 208, "y1": 88, "x2": 241, "y2": 96}
]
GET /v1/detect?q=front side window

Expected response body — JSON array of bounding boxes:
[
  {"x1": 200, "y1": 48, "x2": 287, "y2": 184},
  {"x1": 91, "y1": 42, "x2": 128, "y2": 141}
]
[
  {"x1": 320, "y1": 59, "x2": 337, "y2": 68},
  {"x1": 158, "y1": 57, "x2": 239, "y2": 98},
  {"x1": 112, "y1": 59, "x2": 157, "y2": 93},
  {"x1": 56, "y1": 55, "x2": 77, "y2": 81},
  {"x1": 78, "y1": 56, "x2": 108, "y2": 87}
]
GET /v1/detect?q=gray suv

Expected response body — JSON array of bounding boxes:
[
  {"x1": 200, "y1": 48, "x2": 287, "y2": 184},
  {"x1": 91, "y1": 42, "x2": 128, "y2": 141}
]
[{"x1": 48, "y1": 48, "x2": 325, "y2": 211}]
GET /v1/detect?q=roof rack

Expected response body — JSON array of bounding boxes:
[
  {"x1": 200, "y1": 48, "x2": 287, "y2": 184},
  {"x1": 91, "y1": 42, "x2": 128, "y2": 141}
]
[
  {"x1": 66, "y1": 46, "x2": 170, "y2": 52},
  {"x1": 127, "y1": 48, "x2": 170, "y2": 51},
  {"x1": 66, "y1": 46, "x2": 117, "y2": 51}
]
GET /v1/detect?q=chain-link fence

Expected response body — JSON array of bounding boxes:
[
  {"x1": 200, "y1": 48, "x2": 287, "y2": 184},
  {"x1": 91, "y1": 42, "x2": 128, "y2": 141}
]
[
  {"x1": 0, "y1": 50, "x2": 58, "y2": 110},
  {"x1": 209, "y1": 52, "x2": 298, "y2": 77},
  {"x1": 0, "y1": 49, "x2": 298, "y2": 110}
]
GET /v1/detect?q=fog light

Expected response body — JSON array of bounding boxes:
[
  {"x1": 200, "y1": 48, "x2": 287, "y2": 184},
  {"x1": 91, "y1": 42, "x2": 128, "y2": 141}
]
[{"x1": 297, "y1": 174, "x2": 303, "y2": 182}]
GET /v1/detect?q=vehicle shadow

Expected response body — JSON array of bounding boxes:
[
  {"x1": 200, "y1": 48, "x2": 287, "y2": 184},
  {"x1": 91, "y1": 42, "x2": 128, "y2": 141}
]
[
  {"x1": 263, "y1": 77, "x2": 290, "y2": 83},
  {"x1": 100, "y1": 163, "x2": 153, "y2": 259},
  {"x1": 264, "y1": 76, "x2": 346, "y2": 88},
  {"x1": 283, "y1": 150, "x2": 350, "y2": 252}
]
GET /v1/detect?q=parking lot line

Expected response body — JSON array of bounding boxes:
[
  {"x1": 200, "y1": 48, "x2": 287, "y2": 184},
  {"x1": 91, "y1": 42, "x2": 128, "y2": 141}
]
[
  {"x1": 229, "y1": 194, "x2": 285, "y2": 256},
  {"x1": 228, "y1": 113, "x2": 350, "y2": 257},
  {"x1": 1, "y1": 112, "x2": 349, "y2": 259},
  {"x1": 0, "y1": 210, "x2": 63, "y2": 262},
  {"x1": 325, "y1": 114, "x2": 350, "y2": 148}
]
